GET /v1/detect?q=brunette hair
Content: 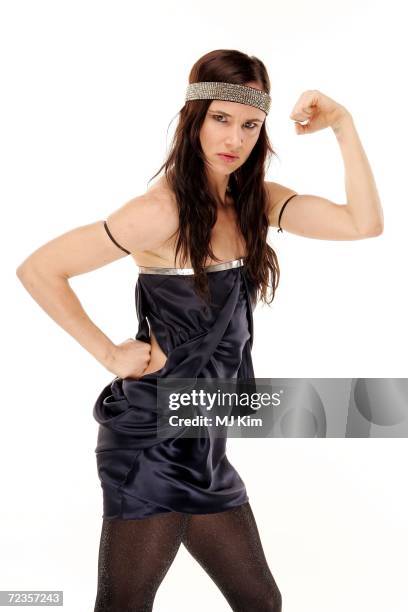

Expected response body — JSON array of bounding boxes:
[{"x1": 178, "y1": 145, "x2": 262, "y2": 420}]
[{"x1": 149, "y1": 49, "x2": 280, "y2": 305}]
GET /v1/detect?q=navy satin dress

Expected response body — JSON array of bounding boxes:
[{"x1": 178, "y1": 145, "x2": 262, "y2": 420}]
[{"x1": 92, "y1": 257, "x2": 257, "y2": 520}]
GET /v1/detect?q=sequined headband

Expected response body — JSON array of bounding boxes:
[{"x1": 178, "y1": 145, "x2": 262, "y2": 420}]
[{"x1": 185, "y1": 81, "x2": 271, "y2": 115}]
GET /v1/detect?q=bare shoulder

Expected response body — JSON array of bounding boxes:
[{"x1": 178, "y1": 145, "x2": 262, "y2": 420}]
[
  {"x1": 15, "y1": 176, "x2": 181, "y2": 280},
  {"x1": 264, "y1": 180, "x2": 298, "y2": 227},
  {"x1": 106, "y1": 176, "x2": 179, "y2": 256}
]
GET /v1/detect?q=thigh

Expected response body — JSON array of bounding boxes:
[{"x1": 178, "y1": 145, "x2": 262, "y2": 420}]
[
  {"x1": 181, "y1": 502, "x2": 282, "y2": 612},
  {"x1": 94, "y1": 511, "x2": 188, "y2": 612}
]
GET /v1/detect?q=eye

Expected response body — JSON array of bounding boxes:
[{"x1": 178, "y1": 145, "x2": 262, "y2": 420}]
[
  {"x1": 212, "y1": 114, "x2": 227, "y2": 122},
  {"x1": 211, "y1": 115, "x2": 258, "y2": 130}
]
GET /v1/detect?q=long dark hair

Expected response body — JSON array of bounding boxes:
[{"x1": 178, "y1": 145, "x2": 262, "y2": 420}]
[{"x1": 149, "y1": 49, "x2": 280, "y2": 305}]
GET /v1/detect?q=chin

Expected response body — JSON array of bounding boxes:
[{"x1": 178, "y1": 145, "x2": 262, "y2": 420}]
[{"x1": 215, "y1": 158, "x2": 239, "y2": 172}]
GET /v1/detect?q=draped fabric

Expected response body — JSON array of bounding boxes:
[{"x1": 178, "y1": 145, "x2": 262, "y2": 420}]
[{"x1": 93, "y1": 263, "x2": 257, "y2": 519}]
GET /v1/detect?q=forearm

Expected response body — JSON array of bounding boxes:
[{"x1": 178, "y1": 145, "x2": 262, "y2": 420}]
[
  {"x1": 16, "y1": 266, "x2": 116, "y2": 370},
  {"x1": 332, "y1": 112, "x2": 384, "y2": 234}
]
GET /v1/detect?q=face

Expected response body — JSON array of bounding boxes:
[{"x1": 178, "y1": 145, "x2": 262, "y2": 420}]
[{"x1": 199, "y1": 81, "x2": 266, "y2": 176}]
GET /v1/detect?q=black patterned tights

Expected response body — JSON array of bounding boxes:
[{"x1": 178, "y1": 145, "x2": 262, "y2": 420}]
[{"x1": 93, "y1": 501, "x2": 282, "y2": 612}]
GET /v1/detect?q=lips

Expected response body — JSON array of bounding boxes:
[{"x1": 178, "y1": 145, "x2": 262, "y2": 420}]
[{"x1": 217, "y1": 153, "x2": 239, "y2": 161}]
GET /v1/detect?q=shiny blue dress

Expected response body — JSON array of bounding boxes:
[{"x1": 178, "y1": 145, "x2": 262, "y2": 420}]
[{"x1": 93, "y1": 257, "x2": 256, "y2": 520}]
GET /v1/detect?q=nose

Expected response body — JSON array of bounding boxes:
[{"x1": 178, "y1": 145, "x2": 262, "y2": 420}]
[{"x1": 224, "y1": 124, "x2": 244, "y2": 149}]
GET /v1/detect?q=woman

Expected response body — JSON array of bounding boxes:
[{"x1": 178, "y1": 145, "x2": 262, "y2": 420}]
[{"x1": 16, "y1": 49, "x2": 383, "y2": 611}]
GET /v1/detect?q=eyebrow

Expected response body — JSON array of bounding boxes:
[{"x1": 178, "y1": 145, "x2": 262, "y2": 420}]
[{"x1": 209, "y1": 110, "x2": 264, "y2": 123}]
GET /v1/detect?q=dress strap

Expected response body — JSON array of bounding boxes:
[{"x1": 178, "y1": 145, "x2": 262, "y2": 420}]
[
  {"x1": 103, "y1": 220, "x2": 131, "y2": 255},
  {"x1": 277, "y1": 194, "x2": 297, "y2": 233}
]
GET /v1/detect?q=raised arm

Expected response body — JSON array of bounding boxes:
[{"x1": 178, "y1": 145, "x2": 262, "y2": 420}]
[
  {"x1": 16, "y1": 192, "x2": 177, "y2": 377},
  {"x1": 266, "y1": 90, "x2": 384, "y2": 240}
]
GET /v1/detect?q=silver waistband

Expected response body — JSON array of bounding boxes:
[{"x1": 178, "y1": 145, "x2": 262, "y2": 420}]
[{"x1": 138, "y1": 257, "x2": 246, "y2": 275}]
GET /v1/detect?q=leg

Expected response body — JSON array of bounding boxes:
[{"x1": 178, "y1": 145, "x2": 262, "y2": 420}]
[
  {"x1": 94, "y1": 511, "x2": 188, "y2": 612},
  {"x1": 181, "y1": 502, "x2": 282, "y2": 612}
]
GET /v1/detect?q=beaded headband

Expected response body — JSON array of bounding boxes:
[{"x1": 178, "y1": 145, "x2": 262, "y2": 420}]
[{"x1": 185, "y1": 81, "x2": 271, "y2": 115}]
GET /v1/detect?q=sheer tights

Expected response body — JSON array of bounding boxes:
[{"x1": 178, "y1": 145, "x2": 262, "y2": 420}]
[{"x1": 93, "y1": 501, "x2": 282, "y2": 612}]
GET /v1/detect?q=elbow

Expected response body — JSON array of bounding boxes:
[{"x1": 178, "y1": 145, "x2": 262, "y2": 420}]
[
  {"x1": 16, "y1": 261, "x2": 39, "y2": 291},
  {"x1": 361, "y1": 223, "x2": 384, "y2": 238},
  {"x1": 16, "y1": 261, "x2": 32, "y2": 282},
  {"x1": 358, "y1": 217, "x2": 384, "y2": 238},
  {"x1": 16, "y1": 265, "x2": 35, "y2": 297},
  {"x1": 349, "y1": 208, "x2": 384, "y2": 238},
  {"x1": 16, "y1": 259, "x2": 69, "y2": 287},
  {"x1": 16, "y1": 258, "x2": 47, "y2": 285}
]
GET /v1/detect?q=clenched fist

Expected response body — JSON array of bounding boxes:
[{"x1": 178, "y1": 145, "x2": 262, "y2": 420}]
[{"x1": 106, "y1": 337, "x2": 152, "y2": 379}]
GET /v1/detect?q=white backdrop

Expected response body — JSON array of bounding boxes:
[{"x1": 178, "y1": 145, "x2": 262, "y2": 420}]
[{"x1": 2, "y1": 0, "x2": 407, "y2": 610}]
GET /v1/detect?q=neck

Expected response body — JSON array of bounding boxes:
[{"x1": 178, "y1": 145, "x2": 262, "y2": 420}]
[{"x1": 206, "y1": 170, "x2": 232, "y2": 207}]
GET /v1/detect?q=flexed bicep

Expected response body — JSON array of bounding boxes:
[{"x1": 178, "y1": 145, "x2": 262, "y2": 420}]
[{"x1": 265, "y1": 181, "x2": 377, "y2": 241}]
